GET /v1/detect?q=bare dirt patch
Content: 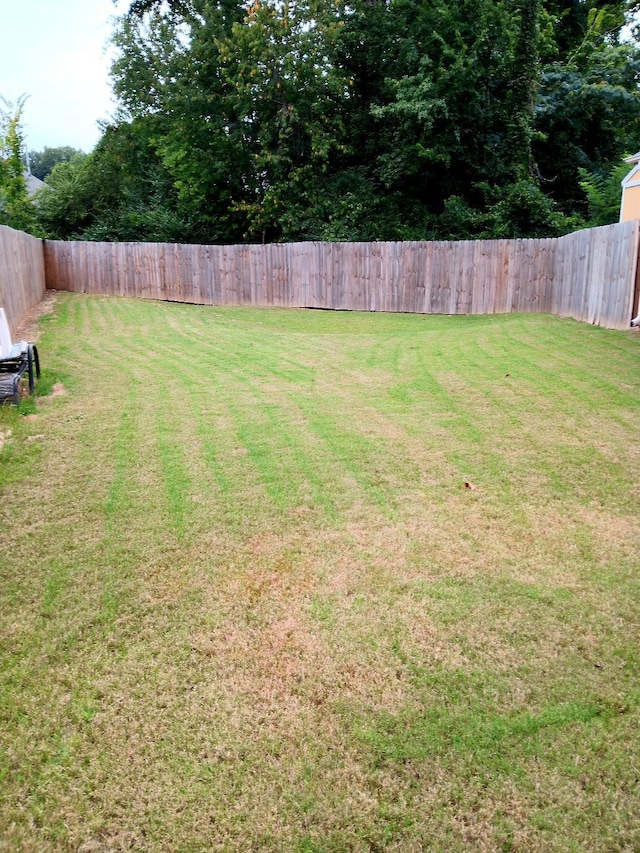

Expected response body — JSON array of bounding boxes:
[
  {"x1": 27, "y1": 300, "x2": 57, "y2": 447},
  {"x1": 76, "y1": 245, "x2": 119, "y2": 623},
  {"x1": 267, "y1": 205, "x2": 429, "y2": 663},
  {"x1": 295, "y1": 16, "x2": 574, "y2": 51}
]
[
  {"x1": 0, "y1": 428, "x2": 12, "y2": 452},
  {"x1": 13, "y1": 290, "x2": 57, "y2": 342},
  {"x1": 49, "y1": 381, "x2": 66, "y2": 397}
]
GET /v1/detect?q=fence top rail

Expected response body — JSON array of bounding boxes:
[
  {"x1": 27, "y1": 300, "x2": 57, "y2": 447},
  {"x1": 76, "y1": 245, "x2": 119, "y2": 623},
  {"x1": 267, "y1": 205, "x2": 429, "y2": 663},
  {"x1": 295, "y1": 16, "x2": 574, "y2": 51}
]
[{"x1": 42, "y1": 224, "x2": 632, "y2": 254}]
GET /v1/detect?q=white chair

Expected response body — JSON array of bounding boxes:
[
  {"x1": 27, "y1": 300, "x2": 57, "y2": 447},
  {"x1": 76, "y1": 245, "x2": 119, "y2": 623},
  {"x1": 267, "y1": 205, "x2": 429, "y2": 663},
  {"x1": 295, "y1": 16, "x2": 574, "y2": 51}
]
[{"x1": 0, "y1": 307, "x2": 40, "y2": 404}]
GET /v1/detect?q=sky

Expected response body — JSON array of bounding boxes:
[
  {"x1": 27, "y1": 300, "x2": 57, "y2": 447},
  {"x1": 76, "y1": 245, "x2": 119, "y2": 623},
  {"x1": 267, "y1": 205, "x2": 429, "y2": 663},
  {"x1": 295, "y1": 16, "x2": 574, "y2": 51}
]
[{"x1": 1, "y1": 0, "x2": 130, "y2": 154}]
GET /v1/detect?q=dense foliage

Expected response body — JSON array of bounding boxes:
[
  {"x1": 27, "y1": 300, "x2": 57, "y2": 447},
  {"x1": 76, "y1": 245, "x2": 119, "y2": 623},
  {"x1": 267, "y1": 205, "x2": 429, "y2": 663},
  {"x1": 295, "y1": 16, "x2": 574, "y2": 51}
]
[
  {"x1": 28, "y1": 146, "x2": 85, "y2": 181},
  {"x1": 0, "y1": 96, "x2": 41, "y2": 235},
  {"x1": 35, "y1": 0, "x2": 640, "y2": 243}
]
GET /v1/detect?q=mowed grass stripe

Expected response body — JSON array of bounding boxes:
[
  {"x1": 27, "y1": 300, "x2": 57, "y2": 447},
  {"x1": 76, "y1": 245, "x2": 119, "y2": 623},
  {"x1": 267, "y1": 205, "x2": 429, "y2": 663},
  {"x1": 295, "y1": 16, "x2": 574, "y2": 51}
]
[
  {"x1": 127, "y1": 306, "x2": 413, "y2": 519},
  {"x1": 106, "y1": 314, "x2": 330, "y2": 524},
  {"x1": 498, "y1": 315, "x2": 640, "y2": 414},
  {"x1": 334, "y1": 331, "x2": 534, "y2": 503},
  {"x1": 45, "y1": 296, "x2": 640, "y2": 576},
  {"x1": 104, "y1": 317, "x2": 338, "y2": 522},
  {"x1": 1, "y1": 294, "x2": 639, "y2": 853}
]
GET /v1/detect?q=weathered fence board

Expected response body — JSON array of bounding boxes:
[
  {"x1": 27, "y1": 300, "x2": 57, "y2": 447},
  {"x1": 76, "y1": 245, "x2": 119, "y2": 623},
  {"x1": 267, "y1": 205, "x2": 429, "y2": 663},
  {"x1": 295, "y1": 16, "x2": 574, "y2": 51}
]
[
  {"x1": 29, "y1": 220, "x2": 640, "y2": 330},
  {"x1": 0, "y1": 225, "x2": 46, "y2": 333}
]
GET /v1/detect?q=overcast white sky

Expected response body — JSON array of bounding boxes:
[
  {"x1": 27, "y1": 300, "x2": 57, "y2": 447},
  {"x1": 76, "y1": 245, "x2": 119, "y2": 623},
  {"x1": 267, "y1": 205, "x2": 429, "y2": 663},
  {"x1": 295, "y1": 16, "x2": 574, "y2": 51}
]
[{"x1": 1, "y1": 0, "x2": 130, "y2": 153}]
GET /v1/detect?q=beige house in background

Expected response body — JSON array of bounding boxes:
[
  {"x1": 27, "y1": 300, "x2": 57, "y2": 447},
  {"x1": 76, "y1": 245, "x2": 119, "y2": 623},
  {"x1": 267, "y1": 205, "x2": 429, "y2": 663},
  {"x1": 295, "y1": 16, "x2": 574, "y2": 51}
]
[{"x1": 620, "y1": 151, "x2": 640, "y2": 221}]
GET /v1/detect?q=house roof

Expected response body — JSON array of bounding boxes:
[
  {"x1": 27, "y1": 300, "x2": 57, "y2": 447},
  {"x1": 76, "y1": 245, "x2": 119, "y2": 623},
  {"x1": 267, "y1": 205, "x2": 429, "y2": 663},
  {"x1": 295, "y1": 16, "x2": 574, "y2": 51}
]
[
  {"x1": 624, "y1": 151, "x2": 640, "y2": 165},
  {"x1": 22, "y1": 171, "x2": 46, "y2": 197}
]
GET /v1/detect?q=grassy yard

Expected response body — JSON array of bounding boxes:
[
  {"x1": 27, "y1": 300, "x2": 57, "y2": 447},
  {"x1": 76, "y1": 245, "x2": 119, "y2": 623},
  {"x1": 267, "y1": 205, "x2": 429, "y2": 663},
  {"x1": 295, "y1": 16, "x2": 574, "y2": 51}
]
[{"x1": 1, "y1": 293, "x2": 639, "y2": 852}]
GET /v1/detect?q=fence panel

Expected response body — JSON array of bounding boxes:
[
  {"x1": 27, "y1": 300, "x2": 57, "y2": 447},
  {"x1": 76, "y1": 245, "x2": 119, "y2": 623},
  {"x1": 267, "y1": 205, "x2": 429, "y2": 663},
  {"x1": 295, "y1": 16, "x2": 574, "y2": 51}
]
[
  {"x1": 0, "y1": 225, "x2": 46, "y2": 333},
  {"x1": 35, "y1": 221, "x2": 640, "y2": 330}
]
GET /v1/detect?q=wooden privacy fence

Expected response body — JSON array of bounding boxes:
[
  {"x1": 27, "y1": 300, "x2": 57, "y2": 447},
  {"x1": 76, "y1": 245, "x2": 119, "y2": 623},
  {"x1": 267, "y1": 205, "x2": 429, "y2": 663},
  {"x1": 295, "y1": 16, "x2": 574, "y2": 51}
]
[
  {"x1": 0, "y1": 225, "x2": 47, "y2": 333},
  {"x1": 43, "y1": 221, "x2": 640, "y2": 330},
  {"x1": 1, "y1": 222, "x2": 637, "y2": 331}
]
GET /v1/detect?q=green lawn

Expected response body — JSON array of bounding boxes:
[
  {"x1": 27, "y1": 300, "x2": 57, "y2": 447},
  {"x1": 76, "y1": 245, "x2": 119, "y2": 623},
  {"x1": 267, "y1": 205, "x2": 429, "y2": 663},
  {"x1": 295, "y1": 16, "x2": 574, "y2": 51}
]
[{"x1": 1, "y1": 293, "x2": 639, "y2": 852}]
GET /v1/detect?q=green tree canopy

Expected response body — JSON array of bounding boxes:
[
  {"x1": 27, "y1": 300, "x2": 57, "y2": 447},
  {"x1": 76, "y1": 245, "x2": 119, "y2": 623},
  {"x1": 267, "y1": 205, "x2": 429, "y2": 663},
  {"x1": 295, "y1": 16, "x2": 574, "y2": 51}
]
[
  {"x1": 45, "y1": 0, "x2": 640, "y2": 242},
  {"x1": 0, "y1": 95, "x2": 41, "y2": 235},
  {"x1": 28, "y1": 146, "x2": 85, "y2": 181}
]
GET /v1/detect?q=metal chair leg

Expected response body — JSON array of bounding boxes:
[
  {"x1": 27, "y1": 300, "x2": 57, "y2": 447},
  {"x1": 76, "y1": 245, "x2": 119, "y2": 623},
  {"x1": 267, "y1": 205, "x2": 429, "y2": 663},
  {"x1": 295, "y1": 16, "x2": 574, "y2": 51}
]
[{"x1": 27, "y1": 346, "x2": 35, "y2": 395}]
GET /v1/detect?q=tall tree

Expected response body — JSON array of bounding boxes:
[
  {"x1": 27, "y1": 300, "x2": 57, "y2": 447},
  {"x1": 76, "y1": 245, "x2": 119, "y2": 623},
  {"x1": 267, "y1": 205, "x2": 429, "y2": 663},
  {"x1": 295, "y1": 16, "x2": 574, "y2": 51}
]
[
  {"x1": 215, "y1": 0, "x2": 348, "y2": 240},
  {"x1": 534, "y1": 1, "x2": 640, "y2": 216},
  {"x1": 0, "y1": 96, "x2": 40, "y2": 235},
  {"x1": 110, "y1": 2, "x2": 250, "y2": 241},
  {"x1": 60, "y1": 0, "x2": 640, "y2": 242},
  {"x1": 508, "y1": 0, "x2": 543, "y2": 181},
  {"x1": 28, "y1": 146, "x2": 84, "y2": 181}
]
